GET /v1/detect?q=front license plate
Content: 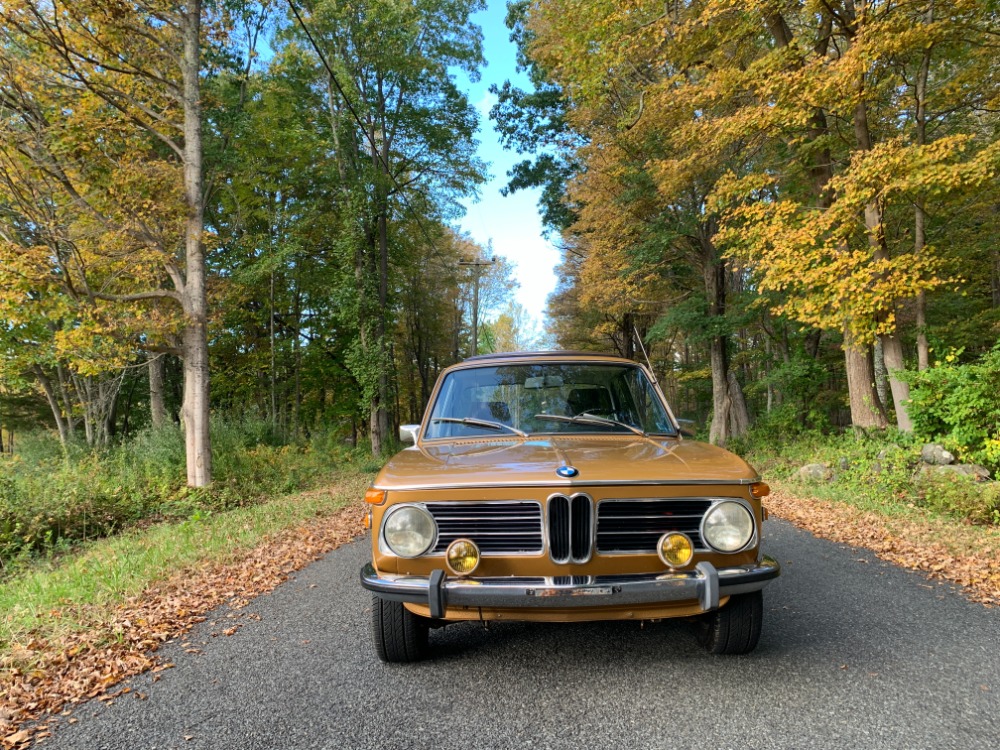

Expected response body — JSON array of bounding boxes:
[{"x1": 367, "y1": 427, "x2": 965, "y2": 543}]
[
  {"x1": 527, "y1": 586, "x2": 613, "y2": 597},
  {"x1": 574, "y1": 587, "x2": 613, "y2": 596}
]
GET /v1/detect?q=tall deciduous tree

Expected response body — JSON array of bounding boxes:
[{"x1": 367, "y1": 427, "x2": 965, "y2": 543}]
[
  {"x1": 285, "y1": 0, "x2": 487, "y2": 455},
  {"x1": 0, "y1": 1, "x2": 268, "y2": 482},
  {"x1": 519, "y1": 0, "x2": 1000, "y2": 435}
]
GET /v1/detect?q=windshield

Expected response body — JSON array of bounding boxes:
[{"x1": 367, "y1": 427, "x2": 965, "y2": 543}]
[{"x1": 424, "y1": 362, "x2": 677, "y2": 439}]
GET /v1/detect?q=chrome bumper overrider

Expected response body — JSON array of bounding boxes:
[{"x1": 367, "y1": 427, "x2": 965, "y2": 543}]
[{"x1": 361, "y1": 557, "x2": 780, "y2": 618}]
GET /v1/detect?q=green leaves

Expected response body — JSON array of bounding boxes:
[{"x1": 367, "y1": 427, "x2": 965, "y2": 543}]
[{"x1": 902, "y1": 348, "x2": 1000, "y2": 471}]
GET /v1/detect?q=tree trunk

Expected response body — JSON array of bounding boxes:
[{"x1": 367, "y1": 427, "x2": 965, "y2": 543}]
[
  {"x1": 914, "y1": 23, "x2": 933, "y2": 370},
  {"x1": 708, "y1": 332, "x2": 731, "y2": 446},
  {"x1": 33, "y1": 366, "x2": 70, "y2": 445},
  {"x1": 727, "y1": 369, "x2": 750, "y2": 437},
  {"x1": 180, "y1": 2, "x2": 211, "y2": 486},
  {"x1": 915, "y1": 277, "x2": 929, "y2": 371},
  {"x1": 148, "y1": 353, "x2": 168, "y2": 428},
  {"x1": 873, "y1": 338, "x2": 888, "y2": 410},
  {"x1": 856, "y1": 93, "x2": 912, "y2": 431},
  {"x1": 293, "y1": 278, "x2": 302, "y2": 438},
  {"x1": 367, "y1": 124, "x2": 393, "y2": 457},
  {"x1": 843, "y1": 326, "x2": 888, "y2": 429},
  {"x1": 702, "y1": 236, "x2": 747, "y2": 445},
  {"x1": 880, "y1": 333, "x2": 913, "y2": 431},
  {"x1": 70, "y1": 375, "x2": 96, "y2": 447},
  {"x1": 104, "y1": 384, "x2": 120, "y2": 444},
  {"x1": 270, "y1": 270, "x2": 277, "y2": 425},
  {"x1": 55, "y1": 364, "x2": 76, "y2": 439}
]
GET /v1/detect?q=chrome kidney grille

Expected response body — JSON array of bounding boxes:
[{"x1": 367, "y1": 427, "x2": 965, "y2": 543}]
[
  {"x1": 425, "y1": 501, "x2": 543, "y2": 554},
  {"x1": 421, "y1": 497, "x2": 714, "y2": 560},
  {"x1": 595, "y1": 498, "x2": 714, "y2": 553},
  {"x1": 547, "y1": 494, "x2": 594, "y2": 564}
]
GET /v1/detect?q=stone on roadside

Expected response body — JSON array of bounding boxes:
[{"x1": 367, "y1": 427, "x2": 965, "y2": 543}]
[
  {"x1": 797, "y1": 463, "x2": 833, "y2": 482},
  {"x1": 920, "y1": 444, "x2": 955, "y2": 466},
  {"x1": 919, "y1": 463, "x2": 992, "y2": 482}
]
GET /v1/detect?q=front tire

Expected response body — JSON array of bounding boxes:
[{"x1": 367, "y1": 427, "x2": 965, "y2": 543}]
[
  {"x1": 371, "y1": 595, "x2": 429, "y2": 663},
  {"x1": 698, "y1": 590, "x2": 763, "y2": 655}
]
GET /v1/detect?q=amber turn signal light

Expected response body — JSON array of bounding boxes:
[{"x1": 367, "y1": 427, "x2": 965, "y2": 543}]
[
  {"x1": 750, "y1": 482, "x2": 770, "y2": 499},
  {"x1": 364, "y1": 488, "x2": 387, "y2": 505}
]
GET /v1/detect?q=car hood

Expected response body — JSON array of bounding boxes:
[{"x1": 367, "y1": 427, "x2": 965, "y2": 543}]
[{"x1": 373, "y1": 436, "x2": 759, "y2": 490}]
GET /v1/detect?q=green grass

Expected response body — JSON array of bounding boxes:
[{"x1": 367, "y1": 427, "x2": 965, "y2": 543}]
[
  {"x1": 0, "y1": 419, "x2": 384, "y2": 568},
  {"x1": 0, "y1": 469, "x2": 373, "y2": 653},
  {"x1": 732, "y1": 428, "x2": 1000, "y2": 525}
]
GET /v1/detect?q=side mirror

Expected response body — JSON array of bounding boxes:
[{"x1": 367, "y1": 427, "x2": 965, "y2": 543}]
[{"x1": 399, "y1": 424, "x2": 420, "y2": 444}]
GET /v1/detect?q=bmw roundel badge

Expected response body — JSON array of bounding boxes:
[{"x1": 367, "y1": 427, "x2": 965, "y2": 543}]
[{"x1": 556, "y1": 466, "x2": 579, "y2": 478}]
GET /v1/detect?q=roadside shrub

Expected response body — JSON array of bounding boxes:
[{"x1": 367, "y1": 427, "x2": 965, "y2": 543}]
[
  {"x1": 735, "y1": 427, "x2": 999, "y2": 525},
  {"x1": 902, "y1": 348, "x2": 1000, "y2": 471},
  {"x1": 0, "y1": 418, "x2": 365, "y2": 570},
  {"x1": 0, "y1": 454, "x2": 153, "y2": 564},
  {"x1": 914, "y1": 472, "x2": 1000, "y2": 525}
]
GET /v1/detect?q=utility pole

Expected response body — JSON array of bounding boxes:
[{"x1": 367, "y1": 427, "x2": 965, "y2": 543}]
[{"x1": 459, "y1": 254, "x2": 495, "y2": 357}]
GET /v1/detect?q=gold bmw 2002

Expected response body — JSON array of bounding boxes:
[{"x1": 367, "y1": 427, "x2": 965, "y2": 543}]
[{"x1": 361, "y1": 351, "x2": 780, "y2": 662}]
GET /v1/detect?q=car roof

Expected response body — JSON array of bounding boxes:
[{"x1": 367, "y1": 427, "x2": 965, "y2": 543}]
[{"x1": 458, "y1": 350, "x2": 637, "y2": 365}]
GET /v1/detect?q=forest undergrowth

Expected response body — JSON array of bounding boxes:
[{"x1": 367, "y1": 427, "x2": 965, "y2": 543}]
[{"x1": 0, "y1": 419, "x2": 382, "y2": 575}]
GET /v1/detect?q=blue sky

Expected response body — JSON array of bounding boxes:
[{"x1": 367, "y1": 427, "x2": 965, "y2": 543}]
[{"x1": 454, "y1": 0, "x2": 561, "y2": 328}]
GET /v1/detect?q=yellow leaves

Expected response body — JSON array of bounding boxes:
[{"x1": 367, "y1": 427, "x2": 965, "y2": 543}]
[
  {"x1": 709, "y1": 171, "x2": 777, "y2": 214},
  {"x1": 719, "y1": 180, "x2": 937, "y2": 336},
  {"x1": 0, "y1": 2, "x2": 192, "y2": 383},
  {"x1": 712, "y1": 124, "x2": 997, "y2": 343},
  {"x1": 529, "y1": 0, "x2": 1000, "y2": 357},
  {"x1": 827, "y1": 135, "x2": 995, "y2": 209}
]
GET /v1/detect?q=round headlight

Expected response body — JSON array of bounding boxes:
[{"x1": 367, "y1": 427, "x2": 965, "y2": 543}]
[
  {"x1": 383, "y1": 506, "x2": 437, "y2": 558},
  {"x1": 657, "y1": 532, "x2": 694, "y2": 568},
  {"x1": 446, "y1": 538, "x2": 481, "y2": 575},
  {"x1": 702, "y1": 501, "x2": 755, "y2": 552}
]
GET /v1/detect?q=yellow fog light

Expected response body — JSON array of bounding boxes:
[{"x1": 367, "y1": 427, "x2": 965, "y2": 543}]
[
  {"x1": 446, "y1": 538, "x2": 481, "y2": 576},
  {"x1": 657, "y1": 532, "x2": 694, "y2": 568}
]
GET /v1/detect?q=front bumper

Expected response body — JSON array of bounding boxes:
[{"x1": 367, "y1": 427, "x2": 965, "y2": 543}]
[{"x1": 361, "y1": 557, "x2": 780, "y2": 619}]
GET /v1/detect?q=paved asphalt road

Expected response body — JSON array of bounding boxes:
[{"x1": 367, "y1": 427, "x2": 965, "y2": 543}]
[{"x1": 44, "y1": 519, "x2": 999, "y2": 750}]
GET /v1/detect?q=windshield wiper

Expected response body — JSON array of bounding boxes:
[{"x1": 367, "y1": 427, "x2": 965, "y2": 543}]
[
  {"x1": 431, "y1": 417, "x2": 528, "y2": 437},
  {"x1": 533, "y1": 413, "x2": 647, "y2": 437}
]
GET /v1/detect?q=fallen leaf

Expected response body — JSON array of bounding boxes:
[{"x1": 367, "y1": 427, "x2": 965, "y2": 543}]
[
  {"x1": 766, "y1": 491, "x2": 1000, "y2": 608},
  {"x1": 0, "y1": 498, "x2": 367, "y2": 741}
]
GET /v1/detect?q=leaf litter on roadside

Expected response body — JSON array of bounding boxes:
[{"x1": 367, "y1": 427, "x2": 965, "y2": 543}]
[
  {"x1": 1, "y1": 500, "x2": 366, "y2": 748},
  {"x1": 766, "y1": 489, "x2": 1000, "y2": 607},
  {"x1": 5, "y1": 488, "x2": 998, "y2": 748}
]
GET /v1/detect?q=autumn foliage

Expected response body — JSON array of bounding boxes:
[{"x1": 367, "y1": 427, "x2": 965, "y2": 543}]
[{"x1": 511, "y1": 0, "x2": 1000, "y2": 438}]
